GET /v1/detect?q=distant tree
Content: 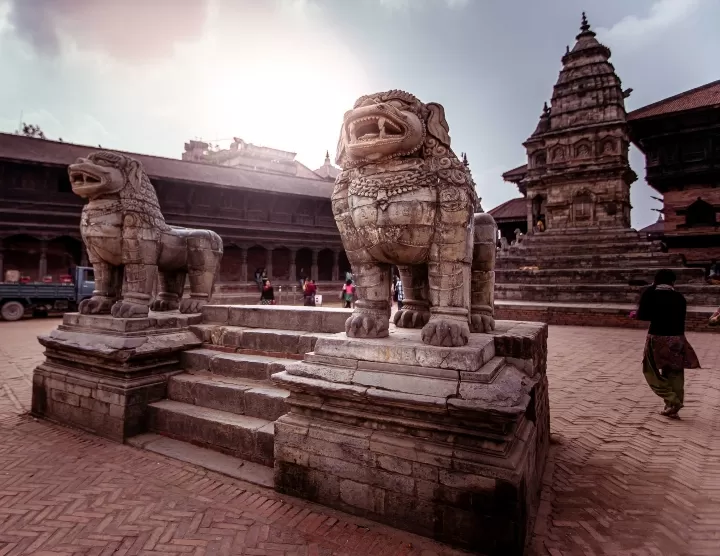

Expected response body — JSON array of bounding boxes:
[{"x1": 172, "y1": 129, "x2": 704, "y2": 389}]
[{"x1": 20, "y1": 123, "x2": 46, "y2": 139}]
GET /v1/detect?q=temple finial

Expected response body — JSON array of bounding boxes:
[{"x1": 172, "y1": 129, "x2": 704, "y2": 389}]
[
  {"x1": 462, "y1": 152, "x2": 469, "y2": 167},
  {"x1": 325, "y1": 150, "x2": 330, "y2": 161},
  {"x1": 580, "y1": 12, "x2": 590, "y2": 32},
  {"x1": 543, "y1": 101, "x2": 550, "y2": 115}
]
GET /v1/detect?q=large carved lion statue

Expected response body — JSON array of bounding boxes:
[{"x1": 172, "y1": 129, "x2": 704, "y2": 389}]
[
  {"x1": 332, "y1": 90, "x2": 497, "y2": 347},
  {"x1": 69, "y1": 151, "x2": 223, "y2": 318}
]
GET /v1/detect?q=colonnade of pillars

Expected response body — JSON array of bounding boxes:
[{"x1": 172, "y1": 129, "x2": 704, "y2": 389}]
[
  {"x1": 0, "y1": 237, "x2": 88, "y2": 282},
  {"x1": 221, "y1": 245, "x2": 348, "y2": 283}
]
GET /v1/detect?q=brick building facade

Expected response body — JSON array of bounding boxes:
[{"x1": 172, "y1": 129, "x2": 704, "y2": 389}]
[
  {"x1": 629, "y1": 80, "x2": 720, "y2": 266},
  {"x1": 0, "y1": 133, "x2": 349, "y2": 284}
]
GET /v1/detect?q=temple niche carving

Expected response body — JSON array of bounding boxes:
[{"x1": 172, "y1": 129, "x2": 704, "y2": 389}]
[
  {"x1": 70, "y1": 151, "x2": 223, "y2": 318},
  {"x1": 520, "y1": 13, "x2": 636, "y2": 231}
]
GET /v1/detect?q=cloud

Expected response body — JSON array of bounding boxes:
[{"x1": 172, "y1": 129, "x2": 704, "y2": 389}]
[
  {"x1": 597, "y1": 0, "x2": 703, "y2": 47},
  {"x1": 377, "y1": 0, "x2": 470, "y2": 11},
  {"x1": 6, "y1": 0, "x2": 209, "y2": 61}
]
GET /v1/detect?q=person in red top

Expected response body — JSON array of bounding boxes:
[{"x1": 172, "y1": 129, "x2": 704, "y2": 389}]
[
  {"x1": 303, "y1": 279, "x2": 317, "y2": 306},
  {"x1": 341, "y1": 279, "x2": 355, "y2": 308}
]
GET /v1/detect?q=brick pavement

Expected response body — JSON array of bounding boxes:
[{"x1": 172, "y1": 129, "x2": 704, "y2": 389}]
[{"x1": 1, "y1": 319, "x2": 720, "y2": 555}]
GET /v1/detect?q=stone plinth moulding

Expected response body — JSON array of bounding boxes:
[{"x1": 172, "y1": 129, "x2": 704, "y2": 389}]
[
  {"x1": 31, "y1": 311, "x2": 201, "y2": 442},
  {"x1": 272, "y1": 321, "x2": 549, "y2": 555}
]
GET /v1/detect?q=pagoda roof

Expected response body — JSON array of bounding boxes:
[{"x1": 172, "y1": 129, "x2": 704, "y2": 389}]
[
  {"x1": 628, "y1": 80, "x2": 720, "y2": 121},
  {"x1": 639, "y1": 218, "x2": 665, "y2": 234},
  {"x1": 0, "y1": 133, "x2": 334, "y2": 199},
  {"x1": 488, "y1": 197, "x2": 526, "y2": 222},
  {"x1": 502, "y1": 164, "x2": 528, "y2": 182}
]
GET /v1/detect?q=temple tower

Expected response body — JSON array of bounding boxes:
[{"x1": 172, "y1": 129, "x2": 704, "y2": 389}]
[{"x1": 521, "y1": 13, "x2": 636, "y2": 231}]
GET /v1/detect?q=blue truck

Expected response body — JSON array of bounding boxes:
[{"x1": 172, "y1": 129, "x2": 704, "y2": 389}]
[{"x1": 0, "y1": 266, "x2": 96, "y2": 321}]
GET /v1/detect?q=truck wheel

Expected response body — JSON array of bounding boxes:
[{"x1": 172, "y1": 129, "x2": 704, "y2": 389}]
[{"x1": 1, "y1": 301, "x2": 25, "y2": 322}]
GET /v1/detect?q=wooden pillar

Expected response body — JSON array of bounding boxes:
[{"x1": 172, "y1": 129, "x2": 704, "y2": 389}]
[
  {"x1": 289, "y1": 248, "x2": 297, "y2": 282},
  {"x1": 38, "y1": 240, "x2": 48, "y2": 280},
  {"x1": 266, "y1": 247, "x2": 274, "y2": 280},
  {"x1": 240, "y1": 247, "x2": 248, "y2": 282},
  {"x1": 311, "y1": 249, "x2": 319, "y2": 282},
  {"x1": 332, "y1": 249, "x2": 340, "y2": 281}
]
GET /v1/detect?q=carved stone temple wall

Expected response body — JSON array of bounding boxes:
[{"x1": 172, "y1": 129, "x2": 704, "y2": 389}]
[{"x1": 519, "y1": 13, "x2": 635, "y2": 232}]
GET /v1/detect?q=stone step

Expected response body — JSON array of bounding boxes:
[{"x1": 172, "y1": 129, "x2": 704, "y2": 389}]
[
  {"x1": 505, "y1": 240, "x2": 663, "y2": 256},
  {"x1": 127, "y1": 433, "x2": 274, "y2": 487},
  {"x1": 181, "y1": 348, "x2": 288, "y2": 381},
  {"x1": 167, "y1": 372, "x2": 289, "y2": 421},
  {"x1": 189, "y1": 324, "x2": 338, "y2": 357},
  {"x1": 147, "y1": 399, "x2": 275, "y2": 467},
  {"x1": 201, "y1": 304, "x2": 351, "y2": 333},
  {"x1": 495, "y1": 266, "x2": 707, "y2": 285},
  {"x1": 518, "y1": 229, "x2": 645, "y2": 243},
  {"x1": 496, "y1": 252, "x2": 683, "y2": 270},
  {"x1": 494, "y1": 283, "x2": 720, "y2": 306}
]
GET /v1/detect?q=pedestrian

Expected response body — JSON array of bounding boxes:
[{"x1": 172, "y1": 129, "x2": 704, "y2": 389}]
[
  {"x1": 303, "y1": 278, "x2": 317, "y2": 307},
  {"x1": 633, "y1": 269, "x2": 700, "y2": 418},
  {"x1": 345, "y1": 270, "x2": 353, "y2": 283},
  {"x1": 394, "y1": 276, "x2": 404, "y2": 311},
  {"x1": 710, "y1": 307, "x2": 720, "y2": 326},
  {"x1": 298, "y1": 268, "x2": 307, "y2": 289},
  {"x1": 340, "y1": 279, "x2": 355, "y2": 309},
  {"x1": 259, "y1": 279, "x2": 275, "y2": 305},
  {"x1": 254, "y1": 268, "x2": 263, "y2": 291}
]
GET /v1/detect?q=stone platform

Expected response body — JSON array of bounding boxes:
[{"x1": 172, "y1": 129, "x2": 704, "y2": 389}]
[
  {"x1": 272, "y1": 321, "x2": 549, "y2": 555},
  {"x1": 31, "y1": 311, "x2": 202, "y2": 441},
  {"x1": 496, "y1": 227, "x2": 720, "y2": 330}
]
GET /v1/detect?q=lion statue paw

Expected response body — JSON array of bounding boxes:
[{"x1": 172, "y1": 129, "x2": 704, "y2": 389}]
[
  {"x1": 179, "y1": 297, "x2": 207, "y2": 314},
  {"x1": 111, "y1": 300, "x2": 150, "y2": 319},
  {"x1": 345, "y1": 312, "x2": 389, "y2": 339},
  {"x1": 470, "y1": 313, "x2": 496, "y2": 333},
  {"x1": 150, "y1": 298, "x2": 179, "y2": 312},
  {"x1": 78, "y1": 296, "x2": 114, "y2": 315},
  {"x1": 421, "y1": 318, "x2": 470, "y2": 347},
  {"x1": 393, "y1": 308, "x2": 430, "y2": 329}
]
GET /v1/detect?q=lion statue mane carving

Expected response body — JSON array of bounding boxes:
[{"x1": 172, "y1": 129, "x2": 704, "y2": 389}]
[
  {"x1": 332, "y1": 90, "x2": 497, "y2": 347},
  {"x1": 69, "y1": 151, "x2": 223, "y2": 318}
]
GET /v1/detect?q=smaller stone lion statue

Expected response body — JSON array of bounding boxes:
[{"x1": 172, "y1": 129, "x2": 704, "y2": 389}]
[
  {"x1": 332, "y1": 90, "x2": 497, "y2": 347},
  {"x1": 69, "y1": 151, "x2": 223, "y2": 318}
]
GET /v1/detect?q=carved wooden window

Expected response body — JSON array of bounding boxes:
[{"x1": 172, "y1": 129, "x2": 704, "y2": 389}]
[
  {"x1": 685, "y1": 199, "x2": 717, "y2": 227},
  {"x1": 573, "y1": 193, "x2": 593, "y2": 220},
  {"x1": 683, "y1": 140, "x2": 706, "y2": 162}
]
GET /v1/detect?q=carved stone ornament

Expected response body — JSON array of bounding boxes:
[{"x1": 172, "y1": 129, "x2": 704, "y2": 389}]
[
  {"x1": 70, "y1": 151, "x2": 223, "y2": 318},
  {"x1": 332, "y1": 90, "x2": 497, "y2": 347}
]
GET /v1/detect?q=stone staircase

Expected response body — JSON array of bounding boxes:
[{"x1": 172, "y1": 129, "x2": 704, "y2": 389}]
[
  {"x1": 128, "y1": 305, "x2": 351, "y2": 484},
  {"x1": 496, "y1": 227, "x2": 720, "y2": 306}
]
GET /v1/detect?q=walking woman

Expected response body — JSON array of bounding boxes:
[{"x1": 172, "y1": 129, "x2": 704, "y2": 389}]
[
  {"x1": 259, "y1": 279, "x2": 275, "y2": 305},
  {"x1": 635, "y1": 269, "x2": 700, "y2": 418}
]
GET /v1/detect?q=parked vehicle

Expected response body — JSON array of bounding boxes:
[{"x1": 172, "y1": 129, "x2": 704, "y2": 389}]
[{"x1": 0, "y1": 266, "x2": 95, "y2": 321}]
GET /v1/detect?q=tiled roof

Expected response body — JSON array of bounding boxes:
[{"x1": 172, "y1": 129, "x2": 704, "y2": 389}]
[
  {"x1": 488, "y1": 197, "x2": 526, "y2": 221},
  {"x1": 0, "y1": 133, "x2": 334, "y2": 199},
  {"x1": 640, "y1": 218, "x2": 665, "y2": 234},
  {"x1": 628, "y1": 80, "x2": 720, "y2": 121},
  {"x1": 502, "y1": 164, "x2": 528, "y2": 182}
]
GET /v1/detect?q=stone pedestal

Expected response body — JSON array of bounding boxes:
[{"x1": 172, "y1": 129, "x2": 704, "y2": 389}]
[
  {"x1": 272, "y1": 321, "x2": 549, "y2": 555},
  {"x1": 31, "y1": 311, "x2": 202, "y2": 442}
]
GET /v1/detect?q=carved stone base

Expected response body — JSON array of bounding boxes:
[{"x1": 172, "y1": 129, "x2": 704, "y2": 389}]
[
  {"x1": 31, "y1": 311, "x2": 202, "y2": 442},
  {"x1": 272, "y1": 322, "x2": 549, "y2": 555}
]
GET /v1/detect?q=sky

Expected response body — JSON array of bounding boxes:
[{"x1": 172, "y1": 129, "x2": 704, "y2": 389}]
[{"x1": 0, "y1": 0, "x2": 718, "y2": 229}]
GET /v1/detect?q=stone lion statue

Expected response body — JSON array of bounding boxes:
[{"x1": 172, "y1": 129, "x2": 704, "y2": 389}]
[
  {"x1": 332, "y1": 90, "x2": 497, "y2": 347},
  {"x1": 69, "y1": 151, "x2": 223, "y2": 318}
]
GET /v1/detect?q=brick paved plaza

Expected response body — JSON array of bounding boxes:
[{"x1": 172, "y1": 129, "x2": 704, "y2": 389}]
[{"x1": 1, "y1": 319, "x2": 719, "y2": 556}]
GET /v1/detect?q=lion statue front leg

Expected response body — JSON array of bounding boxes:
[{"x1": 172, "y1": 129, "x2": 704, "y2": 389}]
[
  {"x1": 78, "y1": 258, "x2": 122, "y2": 315},
  {"x1": 110, "y1": 235, "x2": 157, "y2": 319}
]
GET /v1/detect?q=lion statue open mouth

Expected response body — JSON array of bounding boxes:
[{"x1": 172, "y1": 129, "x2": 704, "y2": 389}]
[
  {"x1": 332, "y1": 90, "x2": 497, "y2": 347},
  {"x1": 70, "y1": 151, "x2": 223, "y2": 318}
]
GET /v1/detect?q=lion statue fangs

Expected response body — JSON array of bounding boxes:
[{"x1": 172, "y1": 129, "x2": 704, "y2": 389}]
[
  {"x1": 69, "y1": 151, "x2": 223, "y2": 319},
  {"x1": 332, "y1": 90, "x2": 497, "y2": 347}
]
